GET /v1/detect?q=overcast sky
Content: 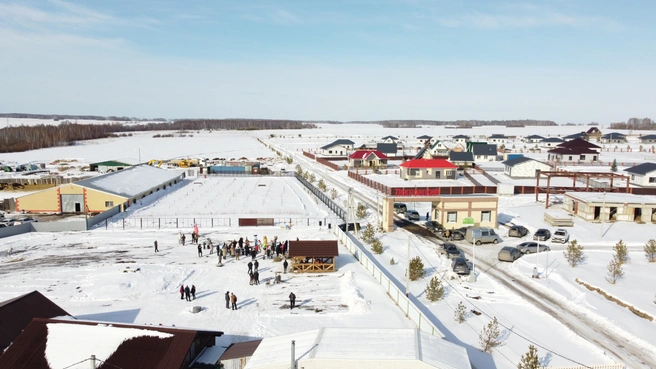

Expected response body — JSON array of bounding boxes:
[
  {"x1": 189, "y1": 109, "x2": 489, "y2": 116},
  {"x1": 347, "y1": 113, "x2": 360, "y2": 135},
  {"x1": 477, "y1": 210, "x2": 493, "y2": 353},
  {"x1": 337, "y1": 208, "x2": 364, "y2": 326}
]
[{"x1": 1, "y1": 0, "x2": 654, "y2": 123}]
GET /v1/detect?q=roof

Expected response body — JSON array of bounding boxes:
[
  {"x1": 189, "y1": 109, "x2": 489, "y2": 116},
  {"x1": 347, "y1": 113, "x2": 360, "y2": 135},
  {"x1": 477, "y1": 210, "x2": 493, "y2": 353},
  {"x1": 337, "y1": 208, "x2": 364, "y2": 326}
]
[
  {"x1": 564, "y1": 132, "x2": 588, "y2": 139},
  {"x1": 525, "y1": 135, "x2": 544, "y2": 139},
  {"x1": 430, "y1": 141, "x2": 447, "y2": 149},
  {"x1": 557, "y1": 138, "x2": 600, "y2": 150},
  {"x1": 449, "y1": 151, "x2": 474, "y2": 162},
  {"x1": 640, "y1": 134, "x2": 656, "y2": 140},
  {"x1": 601, "y1": 132, "x2": 626, "y2": 139},
  {"x1": 74, "y1": 165, "x2": 182, "y2": 199},
  {"x1": 400, "y1": 158, "x2": 458, "y2": 169},
  {"x1": 417, "y1": 135, "x2": 432, "y2": 139},
  {"x1": 541, "y1": 137, "x2": 564, "y2": 143},
  {"x1": 89, "y1": 160, "x2": 132, "y2": 167},
  {"x1": 565, "y1": 192, "x2": 656, "y2": 205},
  {"x1": 381, "y1": 135, "x2": 398, "y2": 140},
  {"x1": 502, "y1": 156, "x2": 550, "y2": 168},
  {"x1": 376, "y1": 142, "x2": 398, "y2": 154},
  {"x1": 288, "y1": 240, "x2": 338, "y2": 257},
  {"x1": 624, "y1": 162, "x2": 656, "y2": 175},
  {"x1": 0, "y1": 318, "x2": 223, "y2": 369},
  {"x1": 0, "y1": 291, "x2": 69, "y2": 353},
  {"x1": 244, "y1": 328, "x2": 471, "y2": 369},
  {"x1": 220, "y1": 340, "x2": 262, "y2": 360},
  {"x1": 320, "y1": 139, "x2": 354, "y2": 150},
  {"x1": 488, "y1": 134, "x2": 507, "y2": 138},
  {"x1": 586, "y1": 127, "x2": 601, "y2": 134},
  {"x1": 414, "y1": 146, "x2": 427, "y2": 160},
  {"x1": 452, "y1": 134, "x2": 469, "y2": 139},
  {"x1": 472, "y1": 144, "x2": 497, "y2": 156},
  {"x1": 547, "y1": 147, "x2": 599, "y2": 155},
  {"x1": 348, "y1": 150, "x2": 388, "y2": 160}
]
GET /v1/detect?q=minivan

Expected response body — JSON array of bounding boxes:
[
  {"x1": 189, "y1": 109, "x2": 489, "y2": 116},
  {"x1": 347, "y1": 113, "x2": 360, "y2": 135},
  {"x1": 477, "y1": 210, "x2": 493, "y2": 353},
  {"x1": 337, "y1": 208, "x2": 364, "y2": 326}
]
[
  {"x1": 498, "y1": 246, "x2": 521, "y2": 262},
  {"x1": 393, "y1": 203, "x2": 407, "y2": 214},
  {"x1": 465, "y1": 227, "x2": 501, "y2": 245}
]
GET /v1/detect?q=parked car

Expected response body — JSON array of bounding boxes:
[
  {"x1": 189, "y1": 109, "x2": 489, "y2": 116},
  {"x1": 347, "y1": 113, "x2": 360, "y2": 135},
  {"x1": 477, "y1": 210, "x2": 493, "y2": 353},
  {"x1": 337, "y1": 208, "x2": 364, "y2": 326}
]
[
  {"x1": 394, "y1": 203, "x2": 407, "y2": 214},
  {"x1": 517, "y1": 241, "x2": 550, "y2": 254},
  {"x1": 438, "y1": 242, "x2": 458, "y2": 255},
  {"x1": 464, "y1": 227, "x2": 502, "y2": 245},
  {"x1": 498, "y1": 246, "x2": 522, "y2": 262},
  {"x1": 445, "y1": 247, "x2": 463, "y2": 259},
  {"x1": 425, "y1": 221, "x2": 444, "y2": 234},
  {"x1": 0, "y1": 223, "x2": 6, "y2": 228},
  {"x1": 533, "y1": 228, "x2": 551, "y2": 241},
  {"x1": 405, "y1": 210, "x2": 420, "y2": 221},
  {"x1": 0, "y1": 219, "x2": 15, "y2": 226},
  {"x1": 338, "y1": 223, "x2": 361, "y2": 232},
  {"x1": 18, "y1": 217, "x2": 38, "y2": 223},
  {"x1": 552, "y1": 229, "x2": 569, "y2": 244},
  {"x1": 508, "y1": 225, "x2": 529, "y2": 238},
  {"x1": 451, "y1": 257, "x2": 471, "y2": 275}
]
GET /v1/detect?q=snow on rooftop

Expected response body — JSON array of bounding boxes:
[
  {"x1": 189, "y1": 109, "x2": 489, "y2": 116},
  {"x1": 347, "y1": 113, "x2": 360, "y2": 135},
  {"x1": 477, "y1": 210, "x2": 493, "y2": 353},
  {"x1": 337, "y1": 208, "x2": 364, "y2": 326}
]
[
  {"x1": 75, "y1": 165, "x2": 183, "y2": 198},
  {"x1": 45, "y1": 322, "x2": 173, "y2": 369},
  {"x1": 565, "y1": 191, "x2": 656, "y2": 205}
]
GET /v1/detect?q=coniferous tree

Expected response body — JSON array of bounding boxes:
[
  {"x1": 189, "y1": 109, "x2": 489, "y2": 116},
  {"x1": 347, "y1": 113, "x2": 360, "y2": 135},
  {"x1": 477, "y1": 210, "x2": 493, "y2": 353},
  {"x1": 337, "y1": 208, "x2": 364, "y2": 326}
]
[
  {"x1": 517, "y1": 345, "x2": 540, "y2": 369},
  {"x1": 613, "y1": 240, "x2": 629, "y2": 264},
  {"x1": 454, "y1": 301, "x2": 467, "y2": 324},
  {"x1": 606, "y1": 257, "x2": 624, "y2": 284},
  {"x1": 564, "y1": 240, "x2": 585, "y2": 267},
  {"x1": 425, "y1": 276, "x2": 445, "y2": 302},
  {"x1": 479, "y1": 317, "x2": 502, "y2": 353},
  {"x1": 408, "y1": 256, "x2": 425, "y2": 281},
  {"x1": 644, "y1": 239, "x2": 656, "y2": 262},
  {"x1": 371, "y1": 239, "x2": 383, "y2": 254}
]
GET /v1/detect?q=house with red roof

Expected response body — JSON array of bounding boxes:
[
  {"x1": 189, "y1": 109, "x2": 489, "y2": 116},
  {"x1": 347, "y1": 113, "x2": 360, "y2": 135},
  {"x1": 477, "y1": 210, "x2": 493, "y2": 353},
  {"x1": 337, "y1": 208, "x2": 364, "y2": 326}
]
[
  {"x1": 348, "y1": 150, "x2": 388, "y2": 168},
  {"x1": 399, "y1": 158, "x2": 458, "y2": 180}
]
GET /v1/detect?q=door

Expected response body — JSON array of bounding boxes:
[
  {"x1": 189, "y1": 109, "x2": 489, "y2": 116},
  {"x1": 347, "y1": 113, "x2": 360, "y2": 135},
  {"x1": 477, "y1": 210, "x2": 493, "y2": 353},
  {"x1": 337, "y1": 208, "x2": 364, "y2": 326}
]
[
  {"x1": 61, "y1": 194, "x2": 85, "y2": 213},
  {"x1": 594, "y1": 206, "x2": 601, "y2": 220},
  {"x1": 634, "y1": 208, "x2": 642, "y2": 222}
]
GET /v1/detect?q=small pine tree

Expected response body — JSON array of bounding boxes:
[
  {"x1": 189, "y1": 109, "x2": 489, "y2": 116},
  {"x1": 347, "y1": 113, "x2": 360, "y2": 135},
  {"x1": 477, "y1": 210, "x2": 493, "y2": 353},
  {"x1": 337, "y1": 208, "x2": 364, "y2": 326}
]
[
  {"x1": 611, "y1": 159, "x2": 617, "y2": 172},
  {"x1": 390, "y1": 257, "x2": 395, "y2": 265},
  {"x1": 517, "y1": 345, "x2": 540, "y2": 369},
  {"x1": 612, "y1": 239, "x2": 629, "y2": 264},
  {"x1": 371, "y1": 239, "x2": 383, "y2": 254},
  {"x1": 644, "y1": 239, "x2": 656, "y2": 262},
  {"x1": 454, "y1": 301, "x2": 467, "y2": 324},
  {"x1": 361, "y1": 223, "x2": 375, "y2": 244},
  {"x1": 479, "y1": 317, "x2": 502, "y2": 353},
  {"x1": 408, "y1": 256, "x2": 425, "y2": 281},
  {"x1": 425, "y1": 276, "x2": 445, "y2": 302},
  {"x1": 606, "y1": 257, "x2": 624, "y2": 284},
  {"x1": 564, "y1": 240, "x2": 586, "y2": 267},
  {"x1": 302, "y1": 171, "x2": 309, "y2": 180},
  {"x1": 295, "y1": 164, "x2": 303, "y2": 175},
  {"x1": 356, "y1": 203, "x2": 367, "y2": 219},
  {"x1": 286, "y1": 156, "x2": 293, "y2": 164},
  {"x1": 317, "y1": 179, "x2": 327, "y2": 192},
  {"x1": 330, "y1": 188, "x2": 338, "y2": 200}
]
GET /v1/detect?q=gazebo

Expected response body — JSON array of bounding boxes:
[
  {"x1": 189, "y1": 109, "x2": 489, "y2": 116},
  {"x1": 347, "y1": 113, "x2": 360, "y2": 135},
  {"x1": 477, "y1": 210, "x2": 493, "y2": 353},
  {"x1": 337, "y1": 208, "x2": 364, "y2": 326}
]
[{"x1": 288, "y1": 240, "x2": 338, "y2": 273}]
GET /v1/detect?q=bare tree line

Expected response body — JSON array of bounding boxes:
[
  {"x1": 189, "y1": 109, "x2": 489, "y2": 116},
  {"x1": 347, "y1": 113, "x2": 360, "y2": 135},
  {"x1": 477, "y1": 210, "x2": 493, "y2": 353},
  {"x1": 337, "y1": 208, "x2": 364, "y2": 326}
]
[{"x1": 609, "y1": 117, "x2": 655, "y2": 130}]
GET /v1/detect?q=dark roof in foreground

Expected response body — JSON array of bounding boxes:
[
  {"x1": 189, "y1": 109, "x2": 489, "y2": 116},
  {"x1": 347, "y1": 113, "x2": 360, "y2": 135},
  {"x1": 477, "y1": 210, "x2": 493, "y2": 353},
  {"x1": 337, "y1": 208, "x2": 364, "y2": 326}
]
[
  {"x1": 502, "y1": 156, "x2": 550, "y2": 167},
  {"x1": 288, "y1": 240, "x2": 339, "y2": 257},
  {"x1": 0, "y1": 318, "x2": 223, "y2": 369},
  {"x1": 640, "y1": 134, "x2": 656, "y2": 140},
  {"x1": 472, "y1": 144, "x2": 497, "y2": 156},
  {"x1": 449, "y1": 151, "x2": 474, "y2": 162},
  {"x1": 624, "y1": 162, "x2": 656, "y2": 175},
  {"x1": 219, "y1": 339, "x2": 263, "y2": 360},
  {"x1": 0, "y1": 291, "x2": 69, "y2": 353},
  {"x1": 376, "y1": 143, "x2": 398, "y2": 154}
]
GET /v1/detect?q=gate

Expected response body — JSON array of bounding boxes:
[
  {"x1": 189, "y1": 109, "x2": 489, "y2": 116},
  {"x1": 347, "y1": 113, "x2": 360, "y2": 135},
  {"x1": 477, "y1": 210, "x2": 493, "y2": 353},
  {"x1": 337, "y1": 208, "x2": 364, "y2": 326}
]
[{"x1": 61, "y1": 194, "x2": 84, "y2": 213}]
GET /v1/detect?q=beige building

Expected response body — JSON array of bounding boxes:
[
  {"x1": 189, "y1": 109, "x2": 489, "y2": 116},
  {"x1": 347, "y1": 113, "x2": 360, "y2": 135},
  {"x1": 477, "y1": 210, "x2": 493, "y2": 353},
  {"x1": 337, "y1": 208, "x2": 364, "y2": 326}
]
[
  {"x1": 564, "y1": 192, "x2": 656, "y2": 223},
  {"x1": 16, "y1": 165, "x2": 184, "y2": 213}
]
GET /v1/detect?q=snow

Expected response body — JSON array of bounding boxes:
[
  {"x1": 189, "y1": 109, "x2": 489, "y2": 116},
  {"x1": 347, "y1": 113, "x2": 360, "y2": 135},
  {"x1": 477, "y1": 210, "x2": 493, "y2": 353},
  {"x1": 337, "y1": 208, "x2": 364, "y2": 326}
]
[
  {"x1": 45, "y1": 322, "x2": 173, "y2": 369},
  {"x1": 75, "y1": 165, "x2": 184, "y2": 198}
]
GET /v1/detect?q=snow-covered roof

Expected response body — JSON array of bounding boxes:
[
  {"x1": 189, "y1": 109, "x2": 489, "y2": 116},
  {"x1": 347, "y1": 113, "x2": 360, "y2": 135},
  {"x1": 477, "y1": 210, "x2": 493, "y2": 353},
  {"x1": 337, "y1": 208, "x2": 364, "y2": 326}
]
[
  {"x1": 565, "y1": 192, "x2": 656, "y2": 205},
  {"x1": 244, "y1": 328, "x2": 471, "y2": 369},
  {"x1": 74, "y1": 165, "x2": 183, "y2": 198}
]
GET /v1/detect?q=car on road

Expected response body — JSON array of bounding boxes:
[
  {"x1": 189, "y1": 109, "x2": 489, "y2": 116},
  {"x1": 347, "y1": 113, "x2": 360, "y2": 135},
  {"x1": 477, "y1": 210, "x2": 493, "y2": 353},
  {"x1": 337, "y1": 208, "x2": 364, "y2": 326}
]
[
  {"x1": 0, "y1": 219, "x2": 15, "y2": 227},
  {"x1": 498, "y1": 246, "x2": 522, "y2": 262},
  {"x1": 508, "y1": 225, "x2": 529, "y2": 238},
  {"x1": 517, "y1": 241, "x2": 550, "y2": 254},
  {"x1": 451, "y1": 257, "x2": 471, "y2": 275},
  {"x1": 533, "y1": 228, "x2": 551, "y2": 241},
  {"x1": 17, "y1": 217, "x2": 38, "y2": 223},
  {"x1": 394, "y1": 203, "x2": 407, "y2": 214},
  {"x1": 552, "y1": 229, "x2": 569, "y2": 244},
  {"x1": 405, "y1": 210, "x2": 420, "y2": 221},
  {"x1": 438, "y1": 242, "x2": 463, "y2": 259},
  {"x1": 425, "y1": 221, "x2": 444, "y2": 234}
]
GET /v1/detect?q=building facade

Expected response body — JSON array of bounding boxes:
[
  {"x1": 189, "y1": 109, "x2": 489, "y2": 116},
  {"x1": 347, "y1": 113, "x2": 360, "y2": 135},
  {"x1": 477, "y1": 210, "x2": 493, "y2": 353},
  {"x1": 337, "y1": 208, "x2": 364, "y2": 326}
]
[{"x1": 564, "y1": 192, "x2": 656, "y2": 223}]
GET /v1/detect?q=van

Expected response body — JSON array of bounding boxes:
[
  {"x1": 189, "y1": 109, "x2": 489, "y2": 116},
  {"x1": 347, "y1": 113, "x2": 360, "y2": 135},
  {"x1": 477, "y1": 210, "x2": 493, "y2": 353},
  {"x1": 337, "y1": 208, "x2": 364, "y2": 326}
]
[
  {"x1": 498, "y1": 246, "x2": 521, "y2": 262},
  {"x1": 393, "y1": 203, "x2": 407, "y2": 214},
  {"x1": 465, "y1": 227, "x2": 501, "y2": 245}
]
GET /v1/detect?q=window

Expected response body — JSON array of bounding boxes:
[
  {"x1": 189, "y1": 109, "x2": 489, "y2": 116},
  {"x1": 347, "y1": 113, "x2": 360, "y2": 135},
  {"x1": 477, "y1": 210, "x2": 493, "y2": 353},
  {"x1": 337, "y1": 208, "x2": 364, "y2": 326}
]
[
  {"x1": 481, "y1": 211, "x2": 491, "y2": 222},
  {"x1": 328, "y1": 150, "x2": 333, "y2": 154},
  {"x1": 580, "y1": 155, "x2": 585, "y2": 160},
  {"x1": 409, "y1": 169, "x2": 419, "y2": 176},
  {"x1": 105, "y1": 201, "x2": 114, "y2": 207},
  {"x1": 568, "y1": 156, "x2": 573, "y2": 161},
  {"x1": 650, "y1": 177, "x2": 656, "y2": 183},
  {"x1": 447, "y1": 212, "x2": 457, "y2": 223}
]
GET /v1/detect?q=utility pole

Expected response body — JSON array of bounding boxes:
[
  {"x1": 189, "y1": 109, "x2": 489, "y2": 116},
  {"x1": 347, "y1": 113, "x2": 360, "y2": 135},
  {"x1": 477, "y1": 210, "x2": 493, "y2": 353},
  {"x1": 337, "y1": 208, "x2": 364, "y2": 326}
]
[
  {"x1": 469, "y1": 237, "x2": 476, "y2": 282},
  {"x1": 406, "y1": 235, "x2": 411, "y2": 297},
  {"x1": 600, "y1": 191, "x2": 606, "y2": 238},
  {"x1": 139, "y1": 148, "x2": 141, "y2": 164}
]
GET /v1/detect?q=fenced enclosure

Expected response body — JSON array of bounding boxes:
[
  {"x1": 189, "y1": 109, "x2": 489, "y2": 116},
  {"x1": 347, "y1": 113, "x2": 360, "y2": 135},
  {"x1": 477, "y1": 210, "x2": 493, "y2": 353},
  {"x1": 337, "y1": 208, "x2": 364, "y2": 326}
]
[{"x1": 98, "y1": 216, "x2": 342, "y2": 230}]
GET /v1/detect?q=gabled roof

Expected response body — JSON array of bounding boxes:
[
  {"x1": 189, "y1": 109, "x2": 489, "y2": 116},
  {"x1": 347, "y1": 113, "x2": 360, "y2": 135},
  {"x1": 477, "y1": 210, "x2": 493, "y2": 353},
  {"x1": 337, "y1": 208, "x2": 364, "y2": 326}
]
[
  {"x1": 288, "y1": 240, "x2": 338, "y2": 257},
  {"x1": 89, "y1": 160, "x2": 132, "y2": 167},
  {"x1": 601, "y1": 132, "x2": 626, "y2": 139},
  {"x1": 472, "y1": 144, "x2": 497, "y2": 156},
  {"x1": 320, "y1": 139, "x2": 354, "y2": 150},
  {"x1": 348, "y1": 150, "x2": 388, "y2": 160},
  {"x1": 624, "y1": 162, "x2": 656, "y2": 175},
  {"x1": 557, "y1": 138, "x2": 600, "y2": 150},
  {"x1": 0, "y1": 318, "x2": 223, "y2": 369},
  {"x1": 541, "y1": 137, "x2": 564, "y2": 143},
  {"x1": 381, "y1": 135, "x2": 398, "y2": 140},
  {"x1": 400, "y1": 158, "x2": 458, "y2": 169},
  {"x1": 586, "y1": 127, "x2": 601, "y2": 134},
  {"x1": 640, "y1": 134, "x2": 656, "y2": 140},
  {"x1": 449, "y1": 151, "x2": 474, "y2": 162},
  {"x1": 74, "y1": 165, "x2": 182, "y2": 199},
  {"x1": 220, "y1": 339, "x2": 262, "y2": 360},
  {"x1": 525, "y1": 135, "x2": 544, "y2": 139},
  {"x1": 502, "y1": 156, "x2": 550, "y2": 168},
  {"x1": 414, "y1": 147, "x2": 427, "y2": 160},
  {"x1": 417, "y1": 135, "x2": 432, "y2": 139},
  {"x1": 488, "y1": 134, "x2": 507, "y2": 138},
  {"x1": 376, "y1": 143, "x2": 397, "y2": 154},
  {"x1": 0, "y1": 291, "x2": 69, "y2": 353},
  {"x1": 430, "y1": 140, "x2": 446, "y2": 149},
  {"x1": 564, "y1": 132, "x2": 588, "y2": 140},
  {"x1": 452, "y1": 134, "x2": 469, "y2": 139},
  {"x1": 548, "y1": 147, "x2": 598, "y2": 155}
]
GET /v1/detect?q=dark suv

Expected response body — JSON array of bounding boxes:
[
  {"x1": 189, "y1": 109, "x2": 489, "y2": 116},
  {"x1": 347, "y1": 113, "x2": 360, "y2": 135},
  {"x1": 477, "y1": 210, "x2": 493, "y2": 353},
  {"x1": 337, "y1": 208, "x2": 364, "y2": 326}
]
[{"x1": 425, "y1": 221, "x2": 444, "y2": 234}]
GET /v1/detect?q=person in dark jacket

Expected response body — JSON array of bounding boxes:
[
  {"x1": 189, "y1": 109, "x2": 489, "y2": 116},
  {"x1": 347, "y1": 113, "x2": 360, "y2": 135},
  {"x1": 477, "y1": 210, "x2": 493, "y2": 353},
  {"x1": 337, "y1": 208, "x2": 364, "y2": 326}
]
[
  {"x1": 191, "y1": 285, "x2": 196, "y2": 300},
  {"x1": 225, "y1": 291, "x2": 230, "y2": 309},
  {"x1": 289, "y1": 292, "x2": 296, "y2": 310},
  {"x1": 247, "y1": 261, "x2": 253, "y2": 274},
  {"x1": 184, "y1": 286, "x2": 191, "y2": 301},
  {"x1": 230, "y1": 293, "x2": 237, "y2": 310},
  {"x1": 283, "y1": 259, "x2": 289, "y2": 274},
  {"x1": 154, "y1": 240, "x2": 159, "y2": 252},
  {"x1": 253, "y1": 271, "x2": 259, "y2": 285},
  {"x1": 180, "y1": 285, "x2": 184, "y2": 299},
  {"x1": 249, "y1": 271, "x2": 254, "y2": 286},
  {"x1": 254, "y1": 260, "x2": 259, "y2": 273}
]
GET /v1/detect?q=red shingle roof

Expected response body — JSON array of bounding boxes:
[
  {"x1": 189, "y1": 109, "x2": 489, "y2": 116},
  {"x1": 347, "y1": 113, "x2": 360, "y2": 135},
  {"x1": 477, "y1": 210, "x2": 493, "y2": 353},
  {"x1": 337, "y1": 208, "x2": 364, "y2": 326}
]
[
  {"x1": 348, "y1": 150, "x2": 388, "y2": 160},
  {"x1": 399, "y1": 158, "x2": 458, "y2": 169}
]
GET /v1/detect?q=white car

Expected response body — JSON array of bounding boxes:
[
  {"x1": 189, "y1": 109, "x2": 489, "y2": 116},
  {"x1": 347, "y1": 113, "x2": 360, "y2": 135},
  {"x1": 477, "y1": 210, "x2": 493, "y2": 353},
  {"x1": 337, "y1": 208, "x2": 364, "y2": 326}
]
[{"x1": 552, "y1": 229, "x2": 569, "y2": 244}]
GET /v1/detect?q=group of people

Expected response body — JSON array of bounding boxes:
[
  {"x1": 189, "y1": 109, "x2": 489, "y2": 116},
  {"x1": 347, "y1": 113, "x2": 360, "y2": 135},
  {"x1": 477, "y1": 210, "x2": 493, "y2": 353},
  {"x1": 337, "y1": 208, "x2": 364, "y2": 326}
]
[{"x1": 179, "y1": 285, "x2": 196, "y2": 301}]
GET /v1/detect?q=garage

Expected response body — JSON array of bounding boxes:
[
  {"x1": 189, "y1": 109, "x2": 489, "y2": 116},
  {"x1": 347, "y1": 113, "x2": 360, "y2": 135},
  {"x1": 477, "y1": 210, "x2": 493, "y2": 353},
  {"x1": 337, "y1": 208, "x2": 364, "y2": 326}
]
[{"x1": 61, "y1": 194, "x2": 84, "y2": 213}]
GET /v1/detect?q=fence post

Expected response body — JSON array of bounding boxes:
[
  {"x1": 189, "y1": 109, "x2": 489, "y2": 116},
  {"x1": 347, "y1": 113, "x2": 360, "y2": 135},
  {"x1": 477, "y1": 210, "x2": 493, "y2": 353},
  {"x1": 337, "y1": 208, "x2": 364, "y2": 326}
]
[
  {"x1": 122, "y1": 219, "x2": 125, "y2": 230},
  {"x1": 140, "y1": 218, "x2": 142, "y2": 229},
  {"x1": 176, "y1": 218, "x2": 178, "y2": 228},
  {"x1": 159, "y1": 218, "x2": 161, "y2": 229},
  {"x1": 105, "y1": 219, "x2": 108, "y2": 230}
]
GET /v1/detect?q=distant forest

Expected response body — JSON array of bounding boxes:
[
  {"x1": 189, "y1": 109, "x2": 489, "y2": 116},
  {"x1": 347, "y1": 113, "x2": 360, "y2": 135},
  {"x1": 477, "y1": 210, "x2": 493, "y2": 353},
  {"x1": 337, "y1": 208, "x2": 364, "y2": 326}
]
[
  {"x1": 609, "y1": 117, "x2": 655, "y2": 130},
  {"x1": 0, "y1": 118, "x2": 315, "y2": 153},
  {"x1": 370, "y1": 119, "x2": 557, "y2": 128}
]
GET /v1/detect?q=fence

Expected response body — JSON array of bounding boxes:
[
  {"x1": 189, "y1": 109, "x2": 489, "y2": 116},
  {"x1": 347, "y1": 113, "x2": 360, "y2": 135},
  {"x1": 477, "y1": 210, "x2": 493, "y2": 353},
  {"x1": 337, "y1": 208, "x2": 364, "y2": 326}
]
[
  {"x1": 294, "y1": 173, "x2": 347, "y2": 221},
  {"x1": 334, "y1": 226, "x2": 445, "y2": 339},
  {"x1": 100, "y1": 217, "x2": 342, "y2": 230},
  {"x1": 302, "y1": 151, "x2": 316, "y2": 160},
  {"x1": 541, "y1": 365, "x2": 624, "y2": 369},
  {"x1": 316, "y1": 157, "x2": 340, "y2": 171},
  {"x1": 0, "y1": 175, "x2": 92, "y2": 186}
]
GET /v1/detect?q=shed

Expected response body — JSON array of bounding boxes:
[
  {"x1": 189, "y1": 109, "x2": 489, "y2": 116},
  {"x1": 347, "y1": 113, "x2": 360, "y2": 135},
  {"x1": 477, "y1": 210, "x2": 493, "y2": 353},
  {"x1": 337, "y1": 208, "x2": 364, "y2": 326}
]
[
  {"x1": 219, "y1": 339, "x2": 263, "y2": 369},
  {"x1": 288, "y1": 240, "x2": 338, "y2": 272},
  {"x1": 89, "y1": 160, "x2": 132, "y2": 173},
  {"x1": 564, "y1": 192, "x2": 656, "y2": 223},
  {"x1": 502, "y1": 157, "x2": 552, "y2": 178}
]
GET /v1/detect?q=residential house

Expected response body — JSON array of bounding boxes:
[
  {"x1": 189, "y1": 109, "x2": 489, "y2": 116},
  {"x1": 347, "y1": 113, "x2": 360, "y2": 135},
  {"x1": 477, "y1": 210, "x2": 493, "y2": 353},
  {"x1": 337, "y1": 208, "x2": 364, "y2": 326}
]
[
  {"x1": 449, "y1": 151, "x2": 474, "y2": 168},
  {"x1": 399, "y1": 158, "x2": 458, "y2": 180},
  {"x1": 488, "y1": 134, "x2": 508, "y2": 145},
  {"x1": 624, "y1": 162, "x2": 656, "y2": 187},
  {"x1": 380, "y1": 135, "x2": 398, "y2": 144},
  {"x1": 547, "y1": 138, "x2": 601, "y2": 162},
  {"x1": 450, "y1": 143, "x2": 466, "y2": 152},
  {"x1": 319, "y1": 139, "x2": 354, "y2": 156},
  {"x1": 540, "y1": 137, "x2": 564, "y2": 148},
  {"x1": 563, "y1": 132, "x2": 588, "y2": 141},
  {"x1": 586, "y1": 127, "x2": 602, "y2": 141},
  {"x1": 417, "y1": 135, "x2": 433, "y2": 146},
  {"x1": 348, "y1": 150, "x2": 388, "y2": 168},
  {"x1": 452, "y1": 135, "x2": 470, "y2": 144},
  {"x1": 376, "y1": 143, "x2": 398, "y2": 156},
  {"x1": 639, "y1": 134, "x2": 656, "y2": 144},
  {"x1": 524, "y1": 135, "x2": 544, "y2": 143},
  {"x1": 472, "y1": 144, "x2": 498, "y2": 162},
  {"x1": 557, "y1": 138, "x2": 601, "y2": 152},
  {"x1": 426, "y1": 140, "x2": 449, "y2": 158},
  {"x1": 502, "y1": 156, "x2": 552, "y2": 178},
  {"x1": 600, "y1": 132, "x2": 627, "y2": 144}
]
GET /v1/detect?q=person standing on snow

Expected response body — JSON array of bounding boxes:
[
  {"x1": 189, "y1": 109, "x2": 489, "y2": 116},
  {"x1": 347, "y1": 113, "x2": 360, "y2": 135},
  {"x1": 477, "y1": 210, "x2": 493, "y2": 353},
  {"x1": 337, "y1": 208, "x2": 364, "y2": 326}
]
[
  {"x1": 225, "y1": 291, "x2": 230, "y2": 309},
  {"x1": 184, "y1": 286, "x2": 191, "y2": 302},
  {"x1": 283, "y1": 259, "x2": 289, "y2": 274},
  {"x1": 289, "y1": 292, "x2": 296, "y2": 310},
  {"x1": 230, "y1": 293, "x2": 237, "y2": 310},
  {"x1": 191, "y1": 285, "x2": 196, "y2": 300},
  {"x1": 247, "y1": 261, "x2": 253, "y2": 274},
  {"x1": 253, "y1": 271, "x2": 259, "y2": 285},
  {"x1": 197, "y1": 244, "x2": 202, "y2": 257},
  {"x1": 180, "y1": 285, "x2": 184, "y2": 300},
  {"x1": 254, "y1": 260, "x2": 259, "y2": 273},
  {"x1": 154, "y1": 240, "x2": 159, "y2": 253}
]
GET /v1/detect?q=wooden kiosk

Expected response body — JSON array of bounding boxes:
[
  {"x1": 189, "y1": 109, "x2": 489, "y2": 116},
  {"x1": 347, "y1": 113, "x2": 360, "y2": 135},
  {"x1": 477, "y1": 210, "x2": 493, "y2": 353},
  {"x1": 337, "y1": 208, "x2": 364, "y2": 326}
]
[{"x1": 288, "y1": 240, "x2": 338, "y2": 273}]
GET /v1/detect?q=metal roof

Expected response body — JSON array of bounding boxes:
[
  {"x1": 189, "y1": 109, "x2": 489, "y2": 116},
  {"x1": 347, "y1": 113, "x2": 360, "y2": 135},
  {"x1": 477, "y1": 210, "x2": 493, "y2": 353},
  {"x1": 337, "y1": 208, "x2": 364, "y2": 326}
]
[
  {"x1": 601, "y1": 132, "x2": 626, "y2": 139},
  {"x1": 320, "y1": 139, "x2": 354, "y2": 150},
  {"x1": 376, "y1": 143, "x2": 397, "y2": 154},
  {"x1": 449, "y1": 151, "x2": 474, "y2": 162},
  {"x1": 564, "y1": 132, "x2": 588, "y2": 139},
  {"x1": 220, "y1": 340, "x2": 262, "y2": 360},
  {"x1": 525, "y1": 135, "x2": 544, "y2": 139},
  {"x1": 624, "y1": 162, "x2": 656, "y2": 175},
  {"x1": 547, "y1": 147, "x2": 598, "y2": 155},
  {"x1": 89, "y1": 160, "x2": 132, "y2": 167},
  {"x1": 502, "y1": 156, "x2": 549, "y2": 167},
  {"x1": 452, "y1": 135, "x2": 469, "y2": 139},
  {"x1": 400, "y1": 158, "x2": 458, "y2": 169},
  {"x1": 0, "y1": 291, "x2": 69, "y2": 353},
  {"x1": 381, "y1": 135, "x2": 398, "y2": 140},
  {"x1": 541, "y1": 137, "x2": 564, "y2": 142},
  {"x1": 472, "y1": 144, "x2": 497, "y2": 156},
  {"x1": 288, "y1": 240, "x2": 338, "y2": 257},
  {"x1": 74, "y1": 165, "x2": 183, "y2": 199},
  {"x1": 417, "y1": 135, "x2": 432, "y2": 139},
  {"x1": 348, "y1": 150, "x2": 388, "y2": 160},
  {"x1": 557, "y1": 138, "x2": 600, "y2": 149}
]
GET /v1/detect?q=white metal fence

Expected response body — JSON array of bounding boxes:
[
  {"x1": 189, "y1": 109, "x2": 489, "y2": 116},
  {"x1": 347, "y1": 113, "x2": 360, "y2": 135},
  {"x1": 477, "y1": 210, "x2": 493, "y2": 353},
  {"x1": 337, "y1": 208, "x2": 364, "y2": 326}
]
[
  {"x1": 541, "y1": 365, "x2": 625, "y2": 369},
  {"x1": 98, "y1": 216, "x2": 342, "y2": 230},
  {"x1": 334, "y1": 226, "x2": 445, "y2": 338}
]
